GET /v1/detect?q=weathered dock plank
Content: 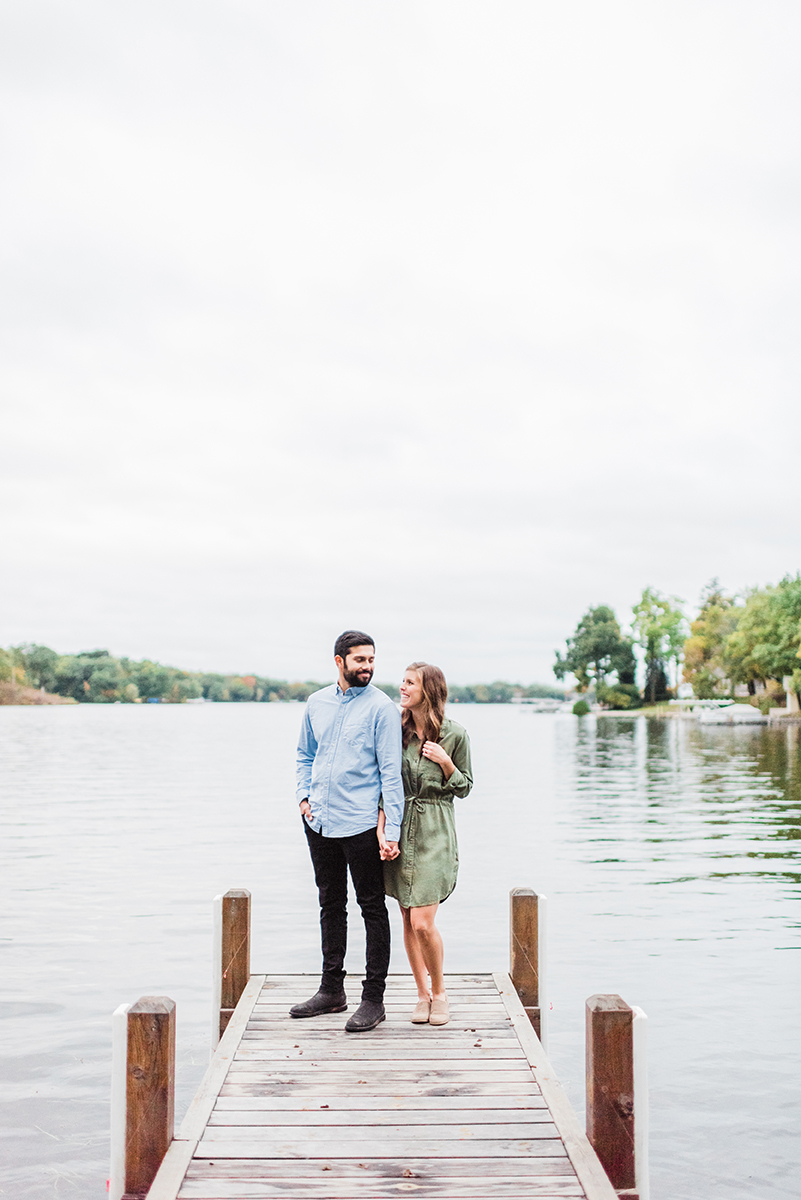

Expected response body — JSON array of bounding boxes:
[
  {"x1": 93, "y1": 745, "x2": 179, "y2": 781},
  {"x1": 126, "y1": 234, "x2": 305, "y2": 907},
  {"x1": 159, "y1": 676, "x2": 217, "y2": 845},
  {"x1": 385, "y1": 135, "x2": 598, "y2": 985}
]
[
  {"x1": 218, "y1": 1080, "x2": 544, "y2": 1098},
  {"x1": 195, "y1": 1138, "x2": 569, "y2": 1159},
  {"x1": 186, "y1": 1158, "x2": 580, "y2": 1177},
  {"x1": 207, "y1": 1108, "x2": 555, "y2": 1125},
  {"x1": 146, "y1": 974, "x2": 618, "y2": 1200},
  {"x1": 178, "y1": 1176, "x2": 585, "y2": 1195},
  {"x1": 213, "y1": 1095, "x2": 549, "y2": 1111},
  {"x1": 178, "y1": 1176, "x2": 585, "y2": 1199}
]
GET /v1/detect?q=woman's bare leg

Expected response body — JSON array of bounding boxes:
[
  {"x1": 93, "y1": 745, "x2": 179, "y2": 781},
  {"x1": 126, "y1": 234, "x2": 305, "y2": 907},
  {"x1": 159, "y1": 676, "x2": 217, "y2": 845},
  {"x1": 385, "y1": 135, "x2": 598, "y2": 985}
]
[
  {"x1": 409, "y1": 903, "x2": 445, "y2": 999},
  {"x1": 400, "y1": 905, "x2": 432, "y2": 1000}
]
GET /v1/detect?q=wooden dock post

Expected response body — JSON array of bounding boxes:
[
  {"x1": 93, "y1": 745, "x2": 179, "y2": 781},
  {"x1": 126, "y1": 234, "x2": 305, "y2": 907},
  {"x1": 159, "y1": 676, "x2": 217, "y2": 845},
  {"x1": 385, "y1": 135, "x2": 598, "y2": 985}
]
[
  {"x1": 109, "y1": 996, "x2": 175, "y2": 1200},
  {"x1": 586, "y1": 994, "x2": 649, "y2": 1200},
  {"x1": 632, "y1": 1005, "x2": 649, "y2": 1200},
  {"x1": 509, "y1": 886, "x2": 548, "y2": 1047},
  {"x1": 212, "y1": 888, "x2": 251, "y2": 1047}
]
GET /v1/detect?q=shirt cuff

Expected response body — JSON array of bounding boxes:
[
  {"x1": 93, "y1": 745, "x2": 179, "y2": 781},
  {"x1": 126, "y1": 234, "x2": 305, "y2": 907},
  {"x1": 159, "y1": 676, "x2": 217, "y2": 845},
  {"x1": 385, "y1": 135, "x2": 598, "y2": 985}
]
[
  {"x1": 383, "y1": 822, "x2": 401, "y2": 841},
  {"x1": 444, "y1": 768, "x2": 465, "y2": 792}
]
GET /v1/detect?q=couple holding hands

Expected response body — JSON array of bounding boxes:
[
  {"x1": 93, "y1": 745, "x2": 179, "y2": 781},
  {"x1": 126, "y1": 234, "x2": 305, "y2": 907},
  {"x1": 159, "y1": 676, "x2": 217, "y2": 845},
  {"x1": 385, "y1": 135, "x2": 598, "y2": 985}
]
[{"x1": 292, "y1": 629, "x2": 473, "y2": 1032}]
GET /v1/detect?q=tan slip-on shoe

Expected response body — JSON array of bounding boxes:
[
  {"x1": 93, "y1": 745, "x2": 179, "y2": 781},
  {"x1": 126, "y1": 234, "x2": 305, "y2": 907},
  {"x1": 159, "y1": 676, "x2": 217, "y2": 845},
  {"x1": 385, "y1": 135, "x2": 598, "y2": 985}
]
[
  {"x1": 429, "y1": 997, "x2": 450, "y2": 1026},
  {"x1": 411, "y1": 998, "x2": 431, "y2": 1024}
]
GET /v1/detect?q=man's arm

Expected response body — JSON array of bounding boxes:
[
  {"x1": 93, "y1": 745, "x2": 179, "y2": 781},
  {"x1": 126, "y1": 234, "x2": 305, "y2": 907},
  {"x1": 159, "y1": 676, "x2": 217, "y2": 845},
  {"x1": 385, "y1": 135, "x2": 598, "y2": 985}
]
[
  {"x1": 296, "y1": 705, "x2": 317, "y2": 811},
  {"x1": 374, "y1": 703, "x2": 404, "y2": 842}
]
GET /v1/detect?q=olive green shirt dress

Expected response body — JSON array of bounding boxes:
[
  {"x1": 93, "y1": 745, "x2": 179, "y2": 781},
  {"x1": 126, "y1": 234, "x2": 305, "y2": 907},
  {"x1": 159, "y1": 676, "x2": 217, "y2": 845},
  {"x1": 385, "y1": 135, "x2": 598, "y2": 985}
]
[{"x1": 383, "y1": 716, "x2": 473, "y2": 908}]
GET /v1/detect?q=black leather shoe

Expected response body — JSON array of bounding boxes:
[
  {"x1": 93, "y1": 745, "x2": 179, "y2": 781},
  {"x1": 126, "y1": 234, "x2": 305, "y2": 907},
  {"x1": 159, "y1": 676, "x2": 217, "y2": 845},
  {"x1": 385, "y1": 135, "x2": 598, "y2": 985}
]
[
  {"x1": 345, "y1": 999, "x2": 386, "y2": 1032},
  {"x1": 289, "y1": 989, "x2": 348, "y2": 1018}
]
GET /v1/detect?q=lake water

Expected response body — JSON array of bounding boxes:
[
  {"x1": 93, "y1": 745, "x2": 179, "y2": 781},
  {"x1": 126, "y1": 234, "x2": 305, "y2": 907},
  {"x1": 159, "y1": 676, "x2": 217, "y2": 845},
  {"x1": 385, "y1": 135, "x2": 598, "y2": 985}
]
[{"x1": 1, "y1": 703, "x2": 798, "y2": 1199}]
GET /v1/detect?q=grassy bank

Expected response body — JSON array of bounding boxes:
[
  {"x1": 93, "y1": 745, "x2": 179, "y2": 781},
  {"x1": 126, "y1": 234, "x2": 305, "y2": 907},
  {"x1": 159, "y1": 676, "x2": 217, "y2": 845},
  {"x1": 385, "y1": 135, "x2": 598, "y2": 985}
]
[{"x1": 0, "y1": 683, "x2": 76, "y2": 706}]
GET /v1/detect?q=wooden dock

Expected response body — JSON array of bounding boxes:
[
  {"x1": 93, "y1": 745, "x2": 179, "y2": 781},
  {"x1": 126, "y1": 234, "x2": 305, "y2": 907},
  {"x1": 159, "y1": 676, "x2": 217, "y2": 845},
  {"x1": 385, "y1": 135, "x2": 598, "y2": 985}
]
[{"x1": 146, "y1": 972, "x2": 619, "y2": 1200}]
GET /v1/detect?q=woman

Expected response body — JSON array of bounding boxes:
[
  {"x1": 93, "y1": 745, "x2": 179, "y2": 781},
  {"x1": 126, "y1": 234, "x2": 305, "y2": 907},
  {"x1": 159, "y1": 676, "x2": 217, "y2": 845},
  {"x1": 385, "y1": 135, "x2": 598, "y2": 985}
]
[{"x1": 379, "y1": 662, "x2": 472, "y2": 1026}]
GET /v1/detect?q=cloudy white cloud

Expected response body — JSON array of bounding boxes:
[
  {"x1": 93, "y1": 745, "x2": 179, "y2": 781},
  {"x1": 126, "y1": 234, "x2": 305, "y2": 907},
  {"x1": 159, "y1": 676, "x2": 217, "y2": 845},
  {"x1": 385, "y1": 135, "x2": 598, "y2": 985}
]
[{"x1": 2, "y1": 0, "x2": 799, "y2": 684}]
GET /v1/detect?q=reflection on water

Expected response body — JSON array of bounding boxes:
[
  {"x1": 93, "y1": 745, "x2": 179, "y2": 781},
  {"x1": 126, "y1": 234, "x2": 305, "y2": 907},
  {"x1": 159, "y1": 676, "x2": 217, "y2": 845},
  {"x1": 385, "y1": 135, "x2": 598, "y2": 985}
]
[
  {"x1": 0, "y1": 705, "x2": 798, "y2": 1200},
  {"x1": 562, "y1": 719, "x2": 801, "y2": 887}
]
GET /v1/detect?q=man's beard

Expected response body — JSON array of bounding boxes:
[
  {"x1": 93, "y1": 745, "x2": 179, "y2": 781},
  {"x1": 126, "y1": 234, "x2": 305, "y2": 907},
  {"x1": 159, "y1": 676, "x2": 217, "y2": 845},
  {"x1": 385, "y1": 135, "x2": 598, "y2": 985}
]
[{"x1": 343, "y1": 665, "x2": 373, "y2": 688}]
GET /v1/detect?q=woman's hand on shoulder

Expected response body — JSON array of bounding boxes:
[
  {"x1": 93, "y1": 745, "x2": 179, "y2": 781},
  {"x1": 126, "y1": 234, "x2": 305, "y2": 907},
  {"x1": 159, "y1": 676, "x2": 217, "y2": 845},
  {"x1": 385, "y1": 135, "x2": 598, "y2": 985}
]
[{"x1": 422, "y1": 740, "x2": 455, "y2": 778}]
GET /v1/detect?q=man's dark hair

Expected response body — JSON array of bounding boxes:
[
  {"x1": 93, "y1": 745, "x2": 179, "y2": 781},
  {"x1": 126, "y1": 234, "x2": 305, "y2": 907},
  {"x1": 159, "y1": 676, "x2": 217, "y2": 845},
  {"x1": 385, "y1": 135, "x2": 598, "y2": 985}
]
[{"x1": 334, "y1": 630, "x2": 375, "y2": 661}]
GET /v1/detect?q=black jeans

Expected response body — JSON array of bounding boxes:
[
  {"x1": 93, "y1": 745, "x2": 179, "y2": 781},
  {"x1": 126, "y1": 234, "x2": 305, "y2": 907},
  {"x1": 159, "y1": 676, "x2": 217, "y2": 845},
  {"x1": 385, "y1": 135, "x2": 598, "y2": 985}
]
[{"x1": 303, "y1": 820, "x2": 390, "y2": 1003}]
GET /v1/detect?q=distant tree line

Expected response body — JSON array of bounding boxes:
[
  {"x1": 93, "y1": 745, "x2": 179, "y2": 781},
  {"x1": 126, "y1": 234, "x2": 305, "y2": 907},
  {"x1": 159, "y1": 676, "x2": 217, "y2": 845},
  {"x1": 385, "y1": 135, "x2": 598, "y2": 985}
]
[
  {"x1": 554, "y1": 575, "x2": 801, "y2": 710},
  {"x1": 0, "y1": 646, "x2": 330, "y2": 704},
  {"x1": 448, "y1": 681, "x2": 564, "y2": 703},
  {"x1": 0, "y1": 645, "x2": 566, "y2": 705}
]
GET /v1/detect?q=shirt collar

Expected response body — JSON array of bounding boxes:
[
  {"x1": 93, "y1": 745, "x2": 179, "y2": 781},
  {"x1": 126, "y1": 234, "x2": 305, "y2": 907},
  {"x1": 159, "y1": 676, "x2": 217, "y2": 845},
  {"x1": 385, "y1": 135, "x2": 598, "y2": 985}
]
[{"x1": 336, "y1": 683, "x2": 370, "y2": 698}]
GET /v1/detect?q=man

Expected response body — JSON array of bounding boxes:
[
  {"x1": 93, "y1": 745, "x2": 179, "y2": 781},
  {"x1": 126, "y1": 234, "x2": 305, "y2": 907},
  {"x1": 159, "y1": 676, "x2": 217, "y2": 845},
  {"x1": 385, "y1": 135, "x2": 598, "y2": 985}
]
[{"x1": 293, "y1": 630, "x2": 404, "y2": 1032}]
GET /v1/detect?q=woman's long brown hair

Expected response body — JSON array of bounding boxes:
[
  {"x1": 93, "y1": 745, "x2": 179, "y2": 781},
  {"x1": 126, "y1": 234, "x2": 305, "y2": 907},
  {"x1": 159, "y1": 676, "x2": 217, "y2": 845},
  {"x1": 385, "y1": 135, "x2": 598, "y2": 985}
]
[{"x1": 401, "y1": 662, "x2": 448, "y2": 749}]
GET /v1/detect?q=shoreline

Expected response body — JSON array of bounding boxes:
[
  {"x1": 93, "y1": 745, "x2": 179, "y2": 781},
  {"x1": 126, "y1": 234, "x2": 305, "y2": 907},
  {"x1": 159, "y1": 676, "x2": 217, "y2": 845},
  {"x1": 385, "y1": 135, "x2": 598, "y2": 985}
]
[
  {"x1": 0, "y1": 682, "x2": 77, "y2": 706},
  {"x1": 595, "y1": 704, "x2": 801, "y2": 725}
]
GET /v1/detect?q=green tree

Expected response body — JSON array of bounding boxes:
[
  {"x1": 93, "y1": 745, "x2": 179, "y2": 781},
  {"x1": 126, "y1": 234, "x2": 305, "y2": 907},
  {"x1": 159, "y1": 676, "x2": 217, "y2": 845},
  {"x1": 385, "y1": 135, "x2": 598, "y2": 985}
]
[
  {"x1": 596, "y1": 681, "x2": 642, "y2": 710},
  {"x1": 165, "y1": 675, "x2": 203, "y2": 702},
  {"x1": 228, "y1": 678, "x2": 255, "y2": 702},
  {"x1": 200, "y1": 673, "x2": 225, "y2": 699},
  {"x1": 610, "y1": 639, "x2": 637, "y2": 686},
  {"x1": 124, "y1": 659, "x2": 174, "y2": 701},
  {"x1": 682, "y1": 580, "x2": 741, "y2": 698},
  {"x1": 53, "y1": 655, "x2": 87, "y2": 699},
  {"x1": 54, "y1": 652, "x2": 125, "y2": 702},
  {"x1": 725, "y1": 575, "x2": 801, "y2": 703},
  {"x1": 554, "y1": 606, "x2": 635, "y2": 694},
  {"x1": 253, "y1": 676, "x2": 284, "y2": 701},
  {"x1": 207, "y1": 679, "x2": 231, "y2": 702},
  {"x1": 287, "y1": 681, "x2": 326, "y2": 702},
  {"x1": 86, "y1": 659, "x2": 126, "y2": 702},
  {"x1": 521, "y1": 683, "x2": 567, "y2": 700},
  {"x1": 632, "y1": 588, "x2": 687, "y2": 704},
  {"x1": 16, "y1": 644, "x2": 59, "y2": 691}
]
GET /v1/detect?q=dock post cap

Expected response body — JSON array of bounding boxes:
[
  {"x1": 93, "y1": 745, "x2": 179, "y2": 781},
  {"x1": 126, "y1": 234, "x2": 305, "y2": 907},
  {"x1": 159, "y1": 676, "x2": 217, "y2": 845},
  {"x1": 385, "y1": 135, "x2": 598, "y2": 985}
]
[
  {"x1": 128, "y1": 996, "x2": 176, "y2": 1014},
  {"x1": 586, "y1": 993, "x2": 633, "y2": 1013}
]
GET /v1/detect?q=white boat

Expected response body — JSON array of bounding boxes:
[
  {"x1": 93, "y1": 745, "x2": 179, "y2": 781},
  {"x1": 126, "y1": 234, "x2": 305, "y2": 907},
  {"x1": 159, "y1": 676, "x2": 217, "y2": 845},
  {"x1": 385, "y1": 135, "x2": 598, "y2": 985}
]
[{"x1": 698, "y1": 705, "x2": 767, "y2": 725}]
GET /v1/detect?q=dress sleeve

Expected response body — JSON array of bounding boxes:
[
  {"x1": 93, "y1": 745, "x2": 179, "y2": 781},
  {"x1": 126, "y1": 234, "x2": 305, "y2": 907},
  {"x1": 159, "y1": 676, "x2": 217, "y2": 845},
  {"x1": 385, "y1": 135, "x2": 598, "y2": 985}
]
[{"x1": 442, "y1": 729, "x2": 472, "y2": 798}]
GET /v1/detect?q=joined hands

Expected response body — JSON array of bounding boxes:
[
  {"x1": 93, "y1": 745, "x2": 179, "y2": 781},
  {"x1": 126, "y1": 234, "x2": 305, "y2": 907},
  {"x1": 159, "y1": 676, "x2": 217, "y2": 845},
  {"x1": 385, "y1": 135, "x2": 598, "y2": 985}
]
[{"x1": 376, "y1": 809, "x2": 400, "y2": 860}]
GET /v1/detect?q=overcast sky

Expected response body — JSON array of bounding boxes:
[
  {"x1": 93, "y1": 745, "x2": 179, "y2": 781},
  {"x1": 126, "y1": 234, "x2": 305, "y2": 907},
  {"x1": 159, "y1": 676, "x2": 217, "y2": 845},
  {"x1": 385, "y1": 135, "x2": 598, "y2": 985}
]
[{"x1": 2, "y1": 1, "x2": 799, "y2": 685}]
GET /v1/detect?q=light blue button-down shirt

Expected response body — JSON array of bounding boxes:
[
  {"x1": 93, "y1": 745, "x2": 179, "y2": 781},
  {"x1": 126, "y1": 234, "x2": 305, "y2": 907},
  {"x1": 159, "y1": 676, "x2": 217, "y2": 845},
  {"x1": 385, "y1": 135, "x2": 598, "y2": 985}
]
[{"x1": 296, "y1": 682, "x2": 404, "y2": 841}]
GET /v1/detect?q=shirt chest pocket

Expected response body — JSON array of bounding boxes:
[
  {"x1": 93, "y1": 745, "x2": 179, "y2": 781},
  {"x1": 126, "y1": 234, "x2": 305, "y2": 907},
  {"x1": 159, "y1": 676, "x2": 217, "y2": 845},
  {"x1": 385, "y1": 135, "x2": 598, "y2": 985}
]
[
  {"x1": 342, "y1": 725, "x2": 371, "y2": 753},
  {"x1": 420, "y1": 754, "x2": 447, "y2": 784}
]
